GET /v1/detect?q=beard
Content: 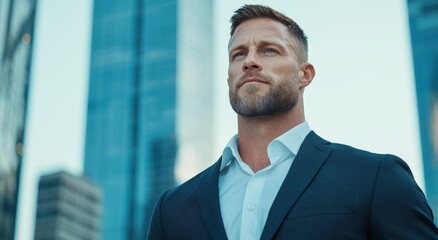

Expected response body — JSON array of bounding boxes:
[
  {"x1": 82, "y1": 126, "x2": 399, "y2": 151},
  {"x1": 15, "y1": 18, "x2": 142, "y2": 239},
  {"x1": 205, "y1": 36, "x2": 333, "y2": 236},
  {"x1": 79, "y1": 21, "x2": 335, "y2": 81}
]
[{"x1": 229, "y1": 73, "x2": 299, "y2": 117}]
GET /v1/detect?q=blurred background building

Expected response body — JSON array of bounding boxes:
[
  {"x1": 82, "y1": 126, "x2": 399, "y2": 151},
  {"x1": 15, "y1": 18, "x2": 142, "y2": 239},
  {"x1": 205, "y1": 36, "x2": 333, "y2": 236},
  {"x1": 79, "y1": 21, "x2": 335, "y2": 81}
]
[
  {"x1": 407, "y1": 0, "x2": 438, "y2": 221},
  {"x1": 83, "y1": 0, "x2": 213, "y2": 239},
  {"x1": 34, "y1": 171, "x2": 101, "y2": 240},
  {"x1": 7, "y1": 1, "x2": 437, "y2": 239},
  {"x1": 0, "y1": 0, "x2": 36, "y2": 239}
]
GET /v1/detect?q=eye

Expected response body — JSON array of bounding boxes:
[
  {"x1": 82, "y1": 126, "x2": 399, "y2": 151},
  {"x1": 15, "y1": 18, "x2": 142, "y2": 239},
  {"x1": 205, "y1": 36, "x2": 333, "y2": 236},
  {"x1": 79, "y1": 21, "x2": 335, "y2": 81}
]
[
  {"x1": 232, "y1": 51, "x2": 246, "y2": 61},
  {"x1": 264, "y1": 48, "x2": 278, "y2": 55}
]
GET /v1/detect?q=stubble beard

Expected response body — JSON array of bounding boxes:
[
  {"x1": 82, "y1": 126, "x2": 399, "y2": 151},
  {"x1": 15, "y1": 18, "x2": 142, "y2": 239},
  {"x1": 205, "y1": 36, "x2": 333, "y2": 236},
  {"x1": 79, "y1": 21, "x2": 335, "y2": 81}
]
[{"x1": 229, "y1": 75, "x2": 299, "y2": 117}]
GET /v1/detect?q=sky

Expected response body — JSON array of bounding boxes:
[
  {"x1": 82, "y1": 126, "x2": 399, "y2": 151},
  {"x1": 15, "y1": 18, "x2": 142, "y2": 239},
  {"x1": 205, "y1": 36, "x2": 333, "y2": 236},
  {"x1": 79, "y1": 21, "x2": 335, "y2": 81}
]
[
  {"x1": 16, "y1": 0, "x2": 420, "y2": 239},
  {"x1": 15, "y1": 0, "x2": 91, "y2": 239}
]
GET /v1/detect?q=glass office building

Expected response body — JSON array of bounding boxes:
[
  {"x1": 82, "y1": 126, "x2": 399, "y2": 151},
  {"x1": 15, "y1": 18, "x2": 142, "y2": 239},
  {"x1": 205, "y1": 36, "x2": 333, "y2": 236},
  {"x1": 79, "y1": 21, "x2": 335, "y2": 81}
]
[
  {"x1": 0, "y1": 0, "x2": 36, "y2": 239},
  {"x1": 84, "y1": 0, "x2": 212, "y2": 239},
  {"x1": 407, "y1": 0, "x2": 438, "y2": 222}
]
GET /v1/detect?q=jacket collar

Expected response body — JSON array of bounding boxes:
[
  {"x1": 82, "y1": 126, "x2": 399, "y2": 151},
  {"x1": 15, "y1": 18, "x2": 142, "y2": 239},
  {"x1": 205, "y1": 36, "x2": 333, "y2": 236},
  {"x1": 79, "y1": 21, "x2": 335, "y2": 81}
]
[
  {"x1": 197, "y1": 159, "x2": 228, "y2": 240},
  {"x1": 260, "y1": 131, "x2": 332, "y2": 240},
  {"x1": 197, "y1": 131, "x2": 332, "y2": 240}
]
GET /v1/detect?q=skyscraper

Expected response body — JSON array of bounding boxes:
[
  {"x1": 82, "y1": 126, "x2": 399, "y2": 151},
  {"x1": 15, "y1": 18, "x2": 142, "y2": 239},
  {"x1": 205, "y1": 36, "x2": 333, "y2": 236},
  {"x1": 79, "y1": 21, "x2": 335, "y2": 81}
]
[
  {"x1": 407, "y1": 0, "x2": 438, "y2": 222},
  {"x1": 84, "y1": 0, "x2": 212, "y2": 239},
  {"x1": 34, "y1": 171, "x2": 102, "y2": 240},
  {"x1": 0, "y1": 0, "x2": 36, "y2": 239}
]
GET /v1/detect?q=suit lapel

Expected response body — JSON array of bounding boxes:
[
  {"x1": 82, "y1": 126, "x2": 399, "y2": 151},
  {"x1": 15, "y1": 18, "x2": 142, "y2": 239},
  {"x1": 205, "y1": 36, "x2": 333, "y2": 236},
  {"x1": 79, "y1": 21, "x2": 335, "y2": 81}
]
[
  {"x1": 197, "y1": 159, "x2": 228, "y2": 240},
  {"x1": 260, "y1": 131, "x2": 332, "y2": 240}
]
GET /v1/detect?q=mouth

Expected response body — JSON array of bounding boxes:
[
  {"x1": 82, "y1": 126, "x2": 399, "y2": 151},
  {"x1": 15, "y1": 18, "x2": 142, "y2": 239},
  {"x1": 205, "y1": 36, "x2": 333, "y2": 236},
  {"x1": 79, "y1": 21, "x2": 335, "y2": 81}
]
[{"x1": 238, "y1": 76, "x2": 269, "y2": 88}]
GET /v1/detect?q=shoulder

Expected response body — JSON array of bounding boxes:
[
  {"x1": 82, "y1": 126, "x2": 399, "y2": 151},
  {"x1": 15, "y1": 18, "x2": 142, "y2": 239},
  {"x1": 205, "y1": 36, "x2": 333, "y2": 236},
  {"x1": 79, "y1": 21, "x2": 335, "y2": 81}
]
[
  {"x1": 331, "y1": 142, "x2": 399, "y2": 166},
  {"x1": 308, "y1": 132, "x2": 420, "y2": 189},
  {"x1": 331, "y1": 142, "x2": 386, "y2": 159},
  {"x1": 161, "y1": 160, "x2": 220, "y2": 205},
  {"x1": 302, "y1": 132, "x2": 438, "y2": 237},
  {"x1": 150, "y1": 160, "x2": 219, "y2": 228},
  {"x1": 313, "y1": 133, "x2": 429, "y2": 211},
  {"x1": 331, "y1": 142, "x2": 414, "y2": 181},
  {"x1": 308, "y1": 131, "x2": 401, "y2": 169},
  {"x1": 147, "y1": 160, "x2": 222, "y2": 239}
]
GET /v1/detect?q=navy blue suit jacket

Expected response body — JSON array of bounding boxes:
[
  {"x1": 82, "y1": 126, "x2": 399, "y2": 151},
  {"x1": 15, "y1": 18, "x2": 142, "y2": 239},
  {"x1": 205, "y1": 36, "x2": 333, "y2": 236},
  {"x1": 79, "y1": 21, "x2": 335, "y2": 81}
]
[{"x1": 148, "y1": 131, "x2": 438, "y2": 239}]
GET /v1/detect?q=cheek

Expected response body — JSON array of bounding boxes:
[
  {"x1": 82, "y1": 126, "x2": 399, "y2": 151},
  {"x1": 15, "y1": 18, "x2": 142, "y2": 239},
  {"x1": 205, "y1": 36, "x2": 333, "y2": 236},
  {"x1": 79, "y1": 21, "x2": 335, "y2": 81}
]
[
  {"x1": 228, "y1": 66, "x2": 240, "y2": 87},
  {"x1": 271, "y1": 62, "x2": 295, "y2": 76},
  {"x1": 276, "y1": 70, "x2": 299, "y2": 90},
  {"x1": 283, "y1": 66, "x2": 299, "y2": 81},
  {"x1": 228, "y1": 63, "x2": 239, "y2": 76}
]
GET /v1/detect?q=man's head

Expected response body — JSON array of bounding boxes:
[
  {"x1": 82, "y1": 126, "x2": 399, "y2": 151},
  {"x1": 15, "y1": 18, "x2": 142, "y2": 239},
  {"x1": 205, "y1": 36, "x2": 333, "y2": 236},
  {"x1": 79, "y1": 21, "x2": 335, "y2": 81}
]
[
  {"x1": 230, "y1": 4, "x2": 308, "y2": 62},
  {"x1": 227, "y1": 5, "x2": 315, "y2": 118}
]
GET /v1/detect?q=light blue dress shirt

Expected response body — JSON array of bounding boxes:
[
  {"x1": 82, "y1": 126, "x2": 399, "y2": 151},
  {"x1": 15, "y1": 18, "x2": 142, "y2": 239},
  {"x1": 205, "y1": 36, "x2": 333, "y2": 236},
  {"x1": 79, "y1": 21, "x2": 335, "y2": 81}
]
[{"x1": 218, "y1": 122, "x2": 311, "y2": 240}]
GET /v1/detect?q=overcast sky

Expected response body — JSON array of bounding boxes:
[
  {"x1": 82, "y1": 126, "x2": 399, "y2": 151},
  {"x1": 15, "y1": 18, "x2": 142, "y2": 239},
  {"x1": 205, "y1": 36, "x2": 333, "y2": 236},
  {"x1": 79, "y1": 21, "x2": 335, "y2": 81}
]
[{"x1": 16, "y1": 1, "x2": 420, "y2": 239}]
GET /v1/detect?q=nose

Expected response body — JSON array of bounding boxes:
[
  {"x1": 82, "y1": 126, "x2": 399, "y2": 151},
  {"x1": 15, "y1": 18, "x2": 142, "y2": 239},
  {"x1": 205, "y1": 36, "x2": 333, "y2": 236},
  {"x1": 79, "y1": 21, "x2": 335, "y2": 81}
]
[{"x1": 242, "y1": 50, "x2": 262, "y2": 72}]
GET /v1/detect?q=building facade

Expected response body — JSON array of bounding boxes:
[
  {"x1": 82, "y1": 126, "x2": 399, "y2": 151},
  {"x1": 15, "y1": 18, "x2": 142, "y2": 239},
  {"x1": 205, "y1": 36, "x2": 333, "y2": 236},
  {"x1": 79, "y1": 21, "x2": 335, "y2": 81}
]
[
  {"x1": 34, "y1": 171, "x2": 101, "y2": 240},
  {"x1": 0, "y1": 0, "x2": 36, "y2": 239},
  {"x1": 407, "y1": 0, "x2": 438, "y2": 222},
  {"x1": 84, "y1": 0, "x2": 212, "y2": 239}
]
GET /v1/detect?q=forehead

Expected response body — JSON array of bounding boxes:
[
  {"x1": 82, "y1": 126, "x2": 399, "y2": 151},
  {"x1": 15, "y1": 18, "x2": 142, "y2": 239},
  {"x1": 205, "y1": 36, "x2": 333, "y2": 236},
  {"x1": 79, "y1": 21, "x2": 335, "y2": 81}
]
[{"x1": 229, "y1": 18, "x2": 292, "y2": 50}]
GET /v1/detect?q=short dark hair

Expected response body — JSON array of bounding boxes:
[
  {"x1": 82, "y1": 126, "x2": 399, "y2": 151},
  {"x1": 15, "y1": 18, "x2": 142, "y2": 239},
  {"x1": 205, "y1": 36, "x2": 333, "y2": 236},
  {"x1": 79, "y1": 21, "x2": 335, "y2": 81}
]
[{"x1": 230, "y1": 4, "x2": 308, "y2": 60}]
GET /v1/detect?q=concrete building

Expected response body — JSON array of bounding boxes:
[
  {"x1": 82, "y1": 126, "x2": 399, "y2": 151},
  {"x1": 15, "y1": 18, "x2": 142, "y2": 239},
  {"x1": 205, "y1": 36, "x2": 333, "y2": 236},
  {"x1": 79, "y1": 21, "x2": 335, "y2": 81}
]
[{"x1": 34, "y1": 171, "x2": 101, "y2": 240}]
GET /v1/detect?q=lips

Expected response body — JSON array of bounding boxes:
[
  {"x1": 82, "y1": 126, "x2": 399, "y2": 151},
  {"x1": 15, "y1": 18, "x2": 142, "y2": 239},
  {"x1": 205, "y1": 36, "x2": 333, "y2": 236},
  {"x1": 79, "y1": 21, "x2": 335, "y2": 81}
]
[{"x1": 238, "y1": 76, "x2": 269, "y2": 88}]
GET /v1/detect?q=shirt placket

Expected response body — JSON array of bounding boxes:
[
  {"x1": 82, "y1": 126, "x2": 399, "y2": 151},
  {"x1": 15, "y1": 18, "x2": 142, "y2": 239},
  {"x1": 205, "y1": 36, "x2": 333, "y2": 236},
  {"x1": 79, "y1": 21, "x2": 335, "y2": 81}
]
[{"x1": 240, "y1": 172, "x2": 267, "y2": 240}]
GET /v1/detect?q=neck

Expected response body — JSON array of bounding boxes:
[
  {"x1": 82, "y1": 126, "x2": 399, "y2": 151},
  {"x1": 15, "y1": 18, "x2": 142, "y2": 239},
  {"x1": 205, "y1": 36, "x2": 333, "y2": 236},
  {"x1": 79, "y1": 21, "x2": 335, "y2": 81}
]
[{"x1": 237, "y1": 104, "x2": 304, "y2": 172}]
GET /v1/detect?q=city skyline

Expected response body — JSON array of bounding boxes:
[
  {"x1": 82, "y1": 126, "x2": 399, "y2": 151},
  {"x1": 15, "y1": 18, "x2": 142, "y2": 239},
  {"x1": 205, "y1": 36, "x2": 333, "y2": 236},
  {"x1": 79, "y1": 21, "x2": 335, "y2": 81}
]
[{"x1": 17, "y1": 1, "x2": 423, "y2": 239}]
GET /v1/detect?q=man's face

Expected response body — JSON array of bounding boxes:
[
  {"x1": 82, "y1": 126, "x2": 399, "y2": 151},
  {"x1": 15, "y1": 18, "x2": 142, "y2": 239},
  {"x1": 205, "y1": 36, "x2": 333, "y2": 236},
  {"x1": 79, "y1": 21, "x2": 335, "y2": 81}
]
[{"x1": 228, "y1": 18, "x2": 302, "y2": 117}]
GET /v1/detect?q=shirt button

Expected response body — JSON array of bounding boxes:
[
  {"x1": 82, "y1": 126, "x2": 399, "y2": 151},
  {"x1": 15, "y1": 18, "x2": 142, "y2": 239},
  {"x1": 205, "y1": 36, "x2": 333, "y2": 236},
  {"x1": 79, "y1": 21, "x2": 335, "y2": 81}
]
[{"x1": 247, "y1": 204, "x2": 255, "y2": 211}]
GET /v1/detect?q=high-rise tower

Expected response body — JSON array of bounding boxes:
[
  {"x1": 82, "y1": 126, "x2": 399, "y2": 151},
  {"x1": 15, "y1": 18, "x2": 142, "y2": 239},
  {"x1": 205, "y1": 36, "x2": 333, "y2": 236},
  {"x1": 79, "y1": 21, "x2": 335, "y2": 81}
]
[
  {"x1": 0, "y1": 0, "x2": 36, "y2": 239},
  {"x1": 84, "y1": 0, "x2": 213, "y2": 239},
  {"x1": 407, "y1": 0, "x2": 438, "y2": 222}
]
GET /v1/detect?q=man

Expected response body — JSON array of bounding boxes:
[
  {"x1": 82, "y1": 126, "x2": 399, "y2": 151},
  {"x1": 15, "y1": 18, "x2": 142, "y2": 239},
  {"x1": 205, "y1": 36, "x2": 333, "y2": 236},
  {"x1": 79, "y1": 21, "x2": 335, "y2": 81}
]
[{"x1": 148, "y1": 4, "x2": 438, "y2": 239}]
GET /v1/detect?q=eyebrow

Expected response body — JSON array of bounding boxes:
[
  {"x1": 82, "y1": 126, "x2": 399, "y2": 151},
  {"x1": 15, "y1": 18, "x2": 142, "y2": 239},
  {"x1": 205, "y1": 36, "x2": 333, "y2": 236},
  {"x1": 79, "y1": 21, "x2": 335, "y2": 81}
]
[
  {"x1": 259, "y1": 40, "x2": 287, "y2": 52},
  {"x1": 229, "y1": 40, "x2": 288, "y2": 55}
]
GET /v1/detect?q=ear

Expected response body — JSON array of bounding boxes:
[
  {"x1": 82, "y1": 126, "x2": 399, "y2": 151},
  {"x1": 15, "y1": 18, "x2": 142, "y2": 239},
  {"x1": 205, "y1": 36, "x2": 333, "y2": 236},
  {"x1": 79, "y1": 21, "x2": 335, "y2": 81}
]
[
  {"x1": 298, "y1": 63, "x2": 315, "y2": 89},
  {"x1": 227, "y1": 78, "x2": 231, "y2": 86}
]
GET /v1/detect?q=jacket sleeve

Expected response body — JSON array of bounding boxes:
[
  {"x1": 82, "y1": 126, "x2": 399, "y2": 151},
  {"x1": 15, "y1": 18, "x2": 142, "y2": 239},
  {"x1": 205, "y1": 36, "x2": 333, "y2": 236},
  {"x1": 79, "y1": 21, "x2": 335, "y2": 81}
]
[
  {"x1": 147, "y1": 191, "x2": 168, "y2": 240},
  {"x1": 370, "y1": 155, "x2": 438, "y2": 239}
]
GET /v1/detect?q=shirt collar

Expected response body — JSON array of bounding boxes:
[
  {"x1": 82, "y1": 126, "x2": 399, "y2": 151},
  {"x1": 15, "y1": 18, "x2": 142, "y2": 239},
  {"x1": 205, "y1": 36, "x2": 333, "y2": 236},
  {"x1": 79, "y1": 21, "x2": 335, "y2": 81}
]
[
  {"x1": 220, "y1": 121, "x2": 311, "y2": 171},
  {"x1": 221, "y1": 135, "x2": 239, "y2": 171},
  {"x1": 274, "y1": 121, "x2": 311, "y2": 156}
]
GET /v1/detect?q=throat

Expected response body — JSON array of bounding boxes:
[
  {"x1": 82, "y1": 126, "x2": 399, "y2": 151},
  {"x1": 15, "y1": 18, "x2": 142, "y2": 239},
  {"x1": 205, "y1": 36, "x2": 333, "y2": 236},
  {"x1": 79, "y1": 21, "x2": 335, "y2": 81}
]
[{"x1": 247, "y1": 159, "x2": 271, "y2": 173}]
